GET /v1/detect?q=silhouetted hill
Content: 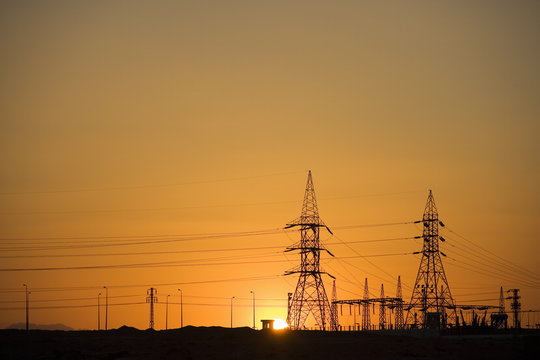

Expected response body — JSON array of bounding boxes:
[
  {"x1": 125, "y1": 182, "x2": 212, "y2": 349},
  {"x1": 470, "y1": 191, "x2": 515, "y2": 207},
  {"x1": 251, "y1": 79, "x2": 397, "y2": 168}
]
[{"x1": 5, "y1": 322, "x2": 73, "y2": 331}]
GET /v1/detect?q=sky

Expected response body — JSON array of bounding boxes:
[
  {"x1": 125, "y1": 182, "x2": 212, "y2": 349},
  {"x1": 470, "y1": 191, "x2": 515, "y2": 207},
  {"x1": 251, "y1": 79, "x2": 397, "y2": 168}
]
[{"x1": 0, "y1": 0, "x2": 539, "y2": 330}]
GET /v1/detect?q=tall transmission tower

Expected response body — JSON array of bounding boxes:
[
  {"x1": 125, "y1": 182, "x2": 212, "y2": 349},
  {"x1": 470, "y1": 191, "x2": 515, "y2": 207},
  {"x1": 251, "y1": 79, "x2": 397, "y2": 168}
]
[
  {"x1": 506, "y1": 289, "x2": 521, "y2": 329},
  {"x1": 362, "y1": 278, "x2": 370, "y2": 330},
  {"x1": 379, "y1": 284, "x2": 386, "y2": 330},
  {"x1": 406, "y1": 190, "x2": 456, "y2": 328},
  {"x1": 499, "y1": 287, "x2": 506, "y2": 314},
  {"x1": 285, "y1": 171, "x2": 334, "y2": 330},
  {"x1": 395, "y1": 276, "x2": 404, "y2": 330},
  {"x1": 146, "y1": 288, "x2": 158, "y2": 330},
  {"x1": 490, "y1": 286, "x2": 508, "y2": 329}
]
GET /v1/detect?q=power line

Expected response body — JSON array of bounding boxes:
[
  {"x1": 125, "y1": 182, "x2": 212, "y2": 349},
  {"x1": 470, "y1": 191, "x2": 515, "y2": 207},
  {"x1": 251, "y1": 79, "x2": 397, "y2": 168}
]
[
  {"x1": 443, "y1": 226, "x2": 540, "y2": 281},
  {"x1": 443, "y1": 243, "x2": 540, "y2": 287},
  {"x1": 0, "y1": 301, "x2": 289, "y2": 311},
  {"x1": 0, "y1": 236, "x2": 418, "y2": 258},
  {"x1": 0, "y1": 275, "x2": 284, "y2": 294},
  {"x1": 445, "y1": 257, "x2": 540, "y2": 289},
  {"x1": 0, "y1": 237, "x2": 414, "y2": 259},
  {"x1": 0, "y1": 252, "x2": 414, "y2": 272}
]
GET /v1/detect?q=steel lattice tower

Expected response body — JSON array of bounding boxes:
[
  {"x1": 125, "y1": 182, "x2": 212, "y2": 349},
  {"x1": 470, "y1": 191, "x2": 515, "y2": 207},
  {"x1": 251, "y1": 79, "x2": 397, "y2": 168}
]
[
  {"x1": 379, "y1": 284, "x2": 386, "y2": 330},
  {"x1": 285, "y1": 171, "x2": 334, "y2": 330},
  {"x1": 331, "y1": 280, "x2": 339, "y2": 331},
  {"x1": 406, "y1": 190, "x2": 456, "y2": 328},
  {"x1": 498, "y1": 287, "x2": 506, "y2": 314},
  {"x1": 146, "y1": 288, "x2": 158, "y2": 329},
  {"x1": 395, "y1": 276, "x2": 404, "y2": 329},
  {"x1": 506, "y1": 289, "x2": 521, "y2": 329},
  {"x1": 362, "y1": 278, "x2": 370, "y2": 330}
]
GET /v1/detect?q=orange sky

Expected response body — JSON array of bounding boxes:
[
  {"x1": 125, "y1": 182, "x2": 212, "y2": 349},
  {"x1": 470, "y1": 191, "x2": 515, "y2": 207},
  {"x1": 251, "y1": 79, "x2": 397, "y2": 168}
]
[{"x1": 0, "y1": 1, "x2": 539, "y2": 330}]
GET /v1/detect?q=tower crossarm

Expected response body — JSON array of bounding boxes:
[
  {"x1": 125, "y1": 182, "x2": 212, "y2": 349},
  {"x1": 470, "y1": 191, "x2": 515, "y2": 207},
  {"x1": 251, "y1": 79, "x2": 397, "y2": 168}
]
[
  {"x1": 285, "y1": 246, "x2": 334, "y2": 256},
  {"x1": 285, "y1": 270, "x2": 335, "y2": 279}
]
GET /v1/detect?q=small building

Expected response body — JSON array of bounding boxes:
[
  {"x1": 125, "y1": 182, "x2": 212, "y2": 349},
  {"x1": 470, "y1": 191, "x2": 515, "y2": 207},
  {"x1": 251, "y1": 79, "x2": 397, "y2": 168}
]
[{"x1": 260, "y1": 319, "x2": 275, "y2": 330}]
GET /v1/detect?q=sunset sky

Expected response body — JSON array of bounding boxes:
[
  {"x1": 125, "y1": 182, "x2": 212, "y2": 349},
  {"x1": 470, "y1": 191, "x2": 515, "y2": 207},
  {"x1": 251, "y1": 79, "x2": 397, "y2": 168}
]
[{"x1": 1, "y1": 1, "x2": 539, "y2": 330}]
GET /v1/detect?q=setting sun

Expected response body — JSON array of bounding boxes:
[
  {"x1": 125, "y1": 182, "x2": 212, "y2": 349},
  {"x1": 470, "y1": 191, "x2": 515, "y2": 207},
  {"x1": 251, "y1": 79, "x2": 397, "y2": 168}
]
[{"x1": 273, "y1": 319, "x2": 289, "y2": 330}]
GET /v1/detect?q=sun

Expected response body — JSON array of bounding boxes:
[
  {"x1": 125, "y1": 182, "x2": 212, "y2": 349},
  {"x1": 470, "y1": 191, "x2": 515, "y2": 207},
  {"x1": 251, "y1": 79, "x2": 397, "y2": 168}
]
[{"x1": 273, "y1": 319, "x2": 289, "y2": 330}]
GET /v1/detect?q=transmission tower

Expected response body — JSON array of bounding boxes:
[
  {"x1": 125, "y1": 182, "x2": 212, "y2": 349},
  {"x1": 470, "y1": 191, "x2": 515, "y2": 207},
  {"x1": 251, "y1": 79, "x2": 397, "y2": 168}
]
[
  {"x1": 379, "y1": 284, "x2": 386, "y2": 330},
  {"x1": 499, "y1": 287, "x2": 506, "y2": 314},
  {"x1": 146, "y1": 288, "x2": 158, "y2": 329},
  {"x1": 395, "y1": 276, "x2": 404, "y2": 330},
  {"x1": 490, "y1": 286, "x2": 508, "y2": 329},
  {"x1": 406, "y1": 190, "x2": 456, "y2": 328},
  {"x1": 331, "y1": 280, "x2": 339, "y2": 331},
  {"x1": 285, "y1": 171, "x2": 334, "y2": 330},
  {"x1": 362, "y1": 278, "x2": 370, "y2": 330},
  {"x1": 506, "y1": 289, "x2": 521, "y2": 329}
]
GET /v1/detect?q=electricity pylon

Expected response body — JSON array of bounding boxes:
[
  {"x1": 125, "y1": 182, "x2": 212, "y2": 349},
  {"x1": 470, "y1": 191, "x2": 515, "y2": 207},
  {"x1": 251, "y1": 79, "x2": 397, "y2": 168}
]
[
  {"x1": 331, "y1": 280, "x2": 339, "y2": 331},
  {"x1": 506, "y1": 289, "x2": 521, "y2": 329},
  {"x1": 395, "y1": 276, "x2": 404, "y2": 329},
  {"x1": 406, "y1": 190, "x2": 456, "y2": 328},
  {"x1": 362, "y1": 278, "x2": 370, "y2": 330},
  {"x1": 379, "y1": 284, "x2": 386, "y2": 330},
  {"x1": 490, "y1": 286, "x2": 508, "y2": 329},
  {"x1": 285, "y1": 171, "x2": 335, "y2": 330},
  {"x1": 146, "y1": 288, "x2": 158, "y2": 329}
]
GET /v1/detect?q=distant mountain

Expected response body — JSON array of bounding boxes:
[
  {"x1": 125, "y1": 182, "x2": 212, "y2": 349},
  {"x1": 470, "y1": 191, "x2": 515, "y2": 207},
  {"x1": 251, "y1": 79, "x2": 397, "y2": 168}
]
[{"x1": 6, "y1": 322, "x2": 74, "y2": 331}]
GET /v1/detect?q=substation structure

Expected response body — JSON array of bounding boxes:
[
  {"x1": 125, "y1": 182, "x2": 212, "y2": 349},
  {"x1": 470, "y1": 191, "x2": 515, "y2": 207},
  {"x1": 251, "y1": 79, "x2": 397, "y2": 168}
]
[{"x1": 284, "y1": 173, "x2": 531, "y2": 331}]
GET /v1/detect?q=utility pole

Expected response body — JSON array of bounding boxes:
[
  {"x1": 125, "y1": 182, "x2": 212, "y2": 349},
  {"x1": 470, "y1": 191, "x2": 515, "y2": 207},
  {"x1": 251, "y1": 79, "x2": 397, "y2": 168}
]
[
  {"x1": 98, "y1": 292, "x2": 101, "y2": 331},
  {"x1": 23, "y1": 284, "x2": 29, "y2": 331},
  {"x1": 165, "y1": 295, "x2": 170, "y2": 330},
  {"x1": 146, "y1": 288, "x2": 158, "y2": 330},
  {"x1": 230, "y1": 296, "x2": 235, "y2": 328},
  {"x1": 406, "y1": 190, "x2": 456, "y2": 328},
  {"x1": 177, "y1": 289, "x2": 183, "y2": 328},
  {"x1": 103, "y1": 286, "x2": 108, "y2": 330},
  {"x1": 285, "y1": 171, "x2": 334, "y2": 330},
  {"x1": 250, "y1": 291, "x2": 255, "y2": 329}
]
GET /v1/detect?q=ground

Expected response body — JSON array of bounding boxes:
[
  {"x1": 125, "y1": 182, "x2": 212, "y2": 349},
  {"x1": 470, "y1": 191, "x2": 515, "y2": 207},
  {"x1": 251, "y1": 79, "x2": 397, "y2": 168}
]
[{"x1": 0, "y1": 326, "x2": 538, "y2": 360}]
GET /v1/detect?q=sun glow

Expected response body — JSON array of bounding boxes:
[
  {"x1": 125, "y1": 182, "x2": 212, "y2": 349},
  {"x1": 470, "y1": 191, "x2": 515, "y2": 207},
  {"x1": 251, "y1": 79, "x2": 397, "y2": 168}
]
[{"x1": 273, "y1": 319, "x2": 288, "y2": 330}]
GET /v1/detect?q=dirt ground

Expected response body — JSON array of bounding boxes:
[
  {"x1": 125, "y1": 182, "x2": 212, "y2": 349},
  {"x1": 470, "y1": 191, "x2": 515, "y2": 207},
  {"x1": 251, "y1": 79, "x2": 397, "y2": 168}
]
[{"x1": 1, "y1": 326, "x2": 538, "y2": 360}]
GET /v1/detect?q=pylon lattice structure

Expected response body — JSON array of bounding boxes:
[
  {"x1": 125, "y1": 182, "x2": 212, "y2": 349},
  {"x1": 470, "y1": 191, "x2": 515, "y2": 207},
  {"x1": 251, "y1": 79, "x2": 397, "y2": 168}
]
[
  {"x1": 362, "y1": 278, "x2": 370, "y2": 330},
  {"x1": 331, "y1": 280, "x2": 339, "y2": 330},
  {"x1": 379, "y1": 284, "x2": 386, "y2": 330},
  {"x1": 146, "y1": 288, "x2": 158, "y2": 329},
  {"x1": 395, "y1": 276, "x2": 404, "y2": 329},
  {"x1": 490, "y1": 286, "x2": 508, "y2": 329},
  {"x1": 506, "y1": 288, "x2": 521, "y2": 329},
  {"x1": 285, "y1": 171, "x2": 336, "y2": 330},
  {"x1": 406, "y1": 190, "x2": 457, "y2": 328}
]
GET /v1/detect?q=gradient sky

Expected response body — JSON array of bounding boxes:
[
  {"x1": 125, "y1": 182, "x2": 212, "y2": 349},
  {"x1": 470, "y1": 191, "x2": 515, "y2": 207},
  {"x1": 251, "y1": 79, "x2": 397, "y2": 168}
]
[{"x1": 1, "y1": 0, "x2": 539, "y2": 330}]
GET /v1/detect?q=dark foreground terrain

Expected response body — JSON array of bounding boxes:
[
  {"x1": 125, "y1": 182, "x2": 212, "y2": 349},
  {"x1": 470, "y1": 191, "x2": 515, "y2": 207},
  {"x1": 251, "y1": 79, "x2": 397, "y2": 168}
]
[{"x1": 1, "y1": 326, "x2": 538, "y2": 360}]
